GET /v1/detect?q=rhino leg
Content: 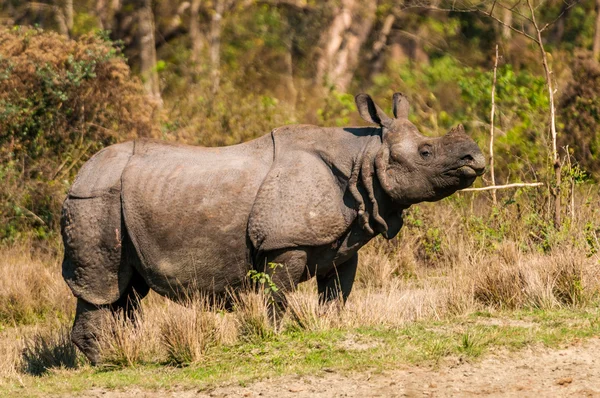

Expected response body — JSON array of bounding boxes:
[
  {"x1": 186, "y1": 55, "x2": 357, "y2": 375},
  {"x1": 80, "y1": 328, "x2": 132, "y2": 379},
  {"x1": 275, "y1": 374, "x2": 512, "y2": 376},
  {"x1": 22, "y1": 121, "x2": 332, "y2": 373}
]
[
  {"x1": 317, "y1": 253, "x2": 358, "y2": 303},
  {"x1": 71, "y1": 299, "x2": 103, "y2": 365},
  {"x1": 71, "y1": 270, "x2": 149, "y2": 364},
  {"x1": 254, "y1": 248, "x2": 309, "y2": 314}
]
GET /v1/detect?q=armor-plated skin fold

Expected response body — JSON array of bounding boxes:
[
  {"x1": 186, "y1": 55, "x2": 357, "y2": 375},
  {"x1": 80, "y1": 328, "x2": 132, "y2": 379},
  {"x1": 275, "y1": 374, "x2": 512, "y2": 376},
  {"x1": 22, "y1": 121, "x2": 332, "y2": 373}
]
[{"x1": 61, "y1": 92, "x2": 485, "y2": 363}]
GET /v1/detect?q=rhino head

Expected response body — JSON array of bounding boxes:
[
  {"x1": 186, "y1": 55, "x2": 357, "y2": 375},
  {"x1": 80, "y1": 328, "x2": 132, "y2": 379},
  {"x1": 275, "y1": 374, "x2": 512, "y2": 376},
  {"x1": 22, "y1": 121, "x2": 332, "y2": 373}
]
[{"x1": 356, "y1": 93, "x2": 485, "y2": 205}]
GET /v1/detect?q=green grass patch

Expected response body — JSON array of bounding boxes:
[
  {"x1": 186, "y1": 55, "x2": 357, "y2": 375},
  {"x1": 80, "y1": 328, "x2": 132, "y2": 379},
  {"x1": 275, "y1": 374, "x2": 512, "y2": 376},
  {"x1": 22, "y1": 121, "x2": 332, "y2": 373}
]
[{"x1": 3, "y1": 308, "x2": 600, "y2": 396}]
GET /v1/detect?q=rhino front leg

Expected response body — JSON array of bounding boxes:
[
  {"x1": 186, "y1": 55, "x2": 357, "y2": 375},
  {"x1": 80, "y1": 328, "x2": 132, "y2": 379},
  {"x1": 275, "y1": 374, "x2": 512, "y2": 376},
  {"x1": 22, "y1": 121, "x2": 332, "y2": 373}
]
[
  {"x1": 317, "y1": 253, "x2": 358, "y2": 304},
  {"x1": 255, "y1": 248, "x2": 308, "y2": 308}
]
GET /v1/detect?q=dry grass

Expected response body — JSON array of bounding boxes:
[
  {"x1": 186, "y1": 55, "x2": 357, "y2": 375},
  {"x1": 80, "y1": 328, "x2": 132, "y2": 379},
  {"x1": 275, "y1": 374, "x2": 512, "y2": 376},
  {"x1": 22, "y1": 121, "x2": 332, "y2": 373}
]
[
  {"x1": 0, "y1": 244, "x2": 72, "y2": 325},
  {"x1": 97, "y1": 311, "x2": 150, "y2": 367},
  {"x1": 2, "y1": 189, "x2": 600, "y2": 378},
  {"x1": 159, "y1": 297, "x2": 236, "y2": 365},
  {"x1": 231, "y1": 290, "x2": 276, "y2": 341}
]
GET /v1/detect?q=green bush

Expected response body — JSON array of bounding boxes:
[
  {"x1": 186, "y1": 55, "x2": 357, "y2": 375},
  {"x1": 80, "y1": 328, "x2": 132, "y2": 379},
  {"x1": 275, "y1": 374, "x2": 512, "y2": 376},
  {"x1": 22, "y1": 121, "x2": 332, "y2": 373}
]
[{"x1": 0, "y1": 27, "x2": 156, "y2": 242}]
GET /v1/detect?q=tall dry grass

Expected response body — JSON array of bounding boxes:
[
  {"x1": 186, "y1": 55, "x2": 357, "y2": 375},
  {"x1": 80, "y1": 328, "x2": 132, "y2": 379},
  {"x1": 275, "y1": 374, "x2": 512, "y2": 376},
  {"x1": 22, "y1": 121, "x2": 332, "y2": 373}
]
[
  {"x1": 1, "y1": 188, "x2": 600, "y2": 377},
  {"x1": 0, "y1": 244, "x2": 72, "y2": 324}
]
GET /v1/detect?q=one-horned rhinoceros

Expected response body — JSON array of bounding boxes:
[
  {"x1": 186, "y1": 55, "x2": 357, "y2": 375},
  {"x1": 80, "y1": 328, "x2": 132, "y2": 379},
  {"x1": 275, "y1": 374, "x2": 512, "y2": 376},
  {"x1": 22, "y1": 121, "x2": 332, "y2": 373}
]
[{"x1": 61, "y1": 93, "x2": 485, "y2": 363}]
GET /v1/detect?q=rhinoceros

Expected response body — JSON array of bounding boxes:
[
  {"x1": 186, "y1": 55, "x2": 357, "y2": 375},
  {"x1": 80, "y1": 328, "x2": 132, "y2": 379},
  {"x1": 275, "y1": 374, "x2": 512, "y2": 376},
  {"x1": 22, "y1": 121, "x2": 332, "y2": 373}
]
[{"x1": 61, "y1": 93, "x2": 485, "y2": 363}]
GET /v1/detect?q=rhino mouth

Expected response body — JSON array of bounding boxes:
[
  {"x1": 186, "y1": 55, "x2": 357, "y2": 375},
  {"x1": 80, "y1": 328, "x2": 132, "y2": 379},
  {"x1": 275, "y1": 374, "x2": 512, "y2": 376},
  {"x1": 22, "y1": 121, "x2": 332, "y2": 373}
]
[{"x1": 444, "y1": 165, "x2": 485, "y2": 179}]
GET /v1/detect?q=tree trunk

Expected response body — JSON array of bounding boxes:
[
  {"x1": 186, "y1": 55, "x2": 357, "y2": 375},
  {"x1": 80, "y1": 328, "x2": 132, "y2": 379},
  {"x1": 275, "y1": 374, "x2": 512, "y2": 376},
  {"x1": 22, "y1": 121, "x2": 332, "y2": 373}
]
[
  {"x1": 138, "y1": 0, "x2": 162, "y2": 106},
  {"x1": 315, "y1": 0, "x2": 376, "y2": 92},
  {"x1": 209, "y1": 0, "x2": 225, "y2": 94},
  {"x1": 502, "y1": 8, "x2": 512, "y2": 40},
  {"x1": 64, "y1": 0, "x2": 73, "y2": 35},
  {"x1": 594, "y1": 0, "x2": 600, "y2": 62},
  {"x1": 190, "y1": 0, "x2": 204, "y2": 65},
  {"x1": 369, "y1": 13, "x2": 396, "y2": 81},
  {"x1": 283, "y1": 38, "x2": 297, "y2": 109},
  {"x1": 95, "y1": 0, "x2": 122, "y2": 32}
]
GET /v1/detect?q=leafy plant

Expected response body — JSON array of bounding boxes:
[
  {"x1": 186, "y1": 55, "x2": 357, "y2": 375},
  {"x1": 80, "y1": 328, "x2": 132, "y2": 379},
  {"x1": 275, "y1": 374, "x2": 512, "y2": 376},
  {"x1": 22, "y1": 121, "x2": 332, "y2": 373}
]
[{"x1": 247, "y1": 262, "x2": 283, "y2": 296}]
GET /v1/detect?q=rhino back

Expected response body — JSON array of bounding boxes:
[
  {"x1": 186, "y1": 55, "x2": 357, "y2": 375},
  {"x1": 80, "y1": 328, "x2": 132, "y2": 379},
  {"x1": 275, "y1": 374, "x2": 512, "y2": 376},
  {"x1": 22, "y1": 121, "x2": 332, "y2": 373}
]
[{"x1": 121, "y1": 137, "x2": 273, "y2": 297}]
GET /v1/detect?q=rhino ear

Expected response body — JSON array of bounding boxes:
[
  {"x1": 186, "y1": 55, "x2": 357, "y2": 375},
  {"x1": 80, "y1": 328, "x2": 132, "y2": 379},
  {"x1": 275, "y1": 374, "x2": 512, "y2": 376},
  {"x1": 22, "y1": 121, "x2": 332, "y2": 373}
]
[
  {"x1": 392, "y1": 92, "x2": 410, "y2": 119},
  {"x1": 355, "y1": 93, "x2": 391, "y2": 127}
]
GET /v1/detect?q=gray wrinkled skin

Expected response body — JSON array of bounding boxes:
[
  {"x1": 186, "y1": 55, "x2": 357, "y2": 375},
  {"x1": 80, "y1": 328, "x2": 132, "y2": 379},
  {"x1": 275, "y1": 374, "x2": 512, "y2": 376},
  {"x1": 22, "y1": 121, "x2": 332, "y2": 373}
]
[{"x1": 61, "y1": 93, "x2": 485, "y2": 363}]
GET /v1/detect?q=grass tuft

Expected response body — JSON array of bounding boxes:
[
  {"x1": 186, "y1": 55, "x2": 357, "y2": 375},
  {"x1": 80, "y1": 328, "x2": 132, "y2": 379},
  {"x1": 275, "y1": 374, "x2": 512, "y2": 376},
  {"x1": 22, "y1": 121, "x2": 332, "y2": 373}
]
[{"x1": 22, "y1": 325, "x2": 79, "y2": 376}]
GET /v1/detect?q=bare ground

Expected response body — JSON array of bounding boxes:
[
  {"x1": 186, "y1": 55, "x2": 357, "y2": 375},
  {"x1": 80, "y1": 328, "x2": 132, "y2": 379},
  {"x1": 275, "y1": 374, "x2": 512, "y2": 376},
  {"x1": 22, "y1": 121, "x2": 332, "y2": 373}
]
[{"x1": 74, "y1": 337, "x2": 600, "y2": 398}]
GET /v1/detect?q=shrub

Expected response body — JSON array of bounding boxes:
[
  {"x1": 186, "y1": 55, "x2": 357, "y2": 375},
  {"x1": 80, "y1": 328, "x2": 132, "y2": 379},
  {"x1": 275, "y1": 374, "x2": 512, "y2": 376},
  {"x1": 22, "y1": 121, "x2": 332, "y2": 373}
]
[{"x1": 0, "y1": 26, "x2": 157, "y2": 242}]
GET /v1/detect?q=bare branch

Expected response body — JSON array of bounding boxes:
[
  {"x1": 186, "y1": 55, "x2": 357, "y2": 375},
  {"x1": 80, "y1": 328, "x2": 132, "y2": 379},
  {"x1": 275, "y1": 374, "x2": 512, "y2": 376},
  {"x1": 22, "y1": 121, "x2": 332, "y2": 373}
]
[
  {"x1": 461, "y1": 182, "x2": 544, "y2": 192},
  {"x1": 477, "y1": 8, "x2": 538, "y2": 42},
  {"x1": 489, "y1": 44, "x2": 499, "y2": 205},
  {"x1": 540, "y1": 0, "x2": 581, "y2": 32},
  {"x1": 508, "y1": 0, "x2": 522, "y2": 11},
  {"x1": 493, "y1": 1, "x2": 534, "y2": 24}
]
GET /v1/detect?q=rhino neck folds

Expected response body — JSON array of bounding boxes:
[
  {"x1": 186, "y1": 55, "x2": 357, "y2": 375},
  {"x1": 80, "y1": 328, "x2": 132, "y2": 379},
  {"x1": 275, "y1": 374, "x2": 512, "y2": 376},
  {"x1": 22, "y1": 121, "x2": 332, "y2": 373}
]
[{"x1": 348, "y1": 139, "x2": 390, "y2": 237}]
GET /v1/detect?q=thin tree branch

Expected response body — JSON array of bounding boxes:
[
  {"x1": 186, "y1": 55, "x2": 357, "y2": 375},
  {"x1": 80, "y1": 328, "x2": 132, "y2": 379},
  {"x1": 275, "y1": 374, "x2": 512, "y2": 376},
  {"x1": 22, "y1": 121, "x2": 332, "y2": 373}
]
[
  {"x1": 489, "y1": 44, "x2": 499, "y2": 205},
  {"x1": 498, "y1": 4, "x2": 533, "y2": 24},
  {"x1": 539, "y1": 0, "x2": 580, "y2": 32},
  {"x1": 461, "y1": 182, "x2": 544, "y2": 192},
  {"x1": 477, "y1": 8, "x2": 538, "y2": 43}
]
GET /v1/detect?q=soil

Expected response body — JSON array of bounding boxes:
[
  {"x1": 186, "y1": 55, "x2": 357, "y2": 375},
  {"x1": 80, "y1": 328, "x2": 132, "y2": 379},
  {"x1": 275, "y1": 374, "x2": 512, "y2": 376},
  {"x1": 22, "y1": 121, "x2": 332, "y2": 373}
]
[{"x1": 78, "y1": 338, "x2": 600, "y2": 397}]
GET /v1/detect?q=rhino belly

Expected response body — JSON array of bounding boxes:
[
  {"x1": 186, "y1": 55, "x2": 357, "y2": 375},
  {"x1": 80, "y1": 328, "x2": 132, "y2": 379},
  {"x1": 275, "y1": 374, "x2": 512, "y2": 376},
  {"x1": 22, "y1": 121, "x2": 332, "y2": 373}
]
[{"x1": 121, "y1": 146, "x2": 269, "y2": 298}]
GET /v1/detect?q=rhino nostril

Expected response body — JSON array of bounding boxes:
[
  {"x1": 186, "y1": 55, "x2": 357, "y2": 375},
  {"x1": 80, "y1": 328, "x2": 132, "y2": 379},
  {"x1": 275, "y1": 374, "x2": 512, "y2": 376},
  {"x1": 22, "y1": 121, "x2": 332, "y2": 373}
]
[{"x1": 461, "y1": 154, "x2": 474, "y2": 162}]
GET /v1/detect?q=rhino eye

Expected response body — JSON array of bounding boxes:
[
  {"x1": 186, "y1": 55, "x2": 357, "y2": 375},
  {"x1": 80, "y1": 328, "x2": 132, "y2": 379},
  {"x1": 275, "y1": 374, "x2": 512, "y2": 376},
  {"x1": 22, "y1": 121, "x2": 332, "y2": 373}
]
[{"x1": 419, "y1": 146, "x2": 433, "y2": 159}]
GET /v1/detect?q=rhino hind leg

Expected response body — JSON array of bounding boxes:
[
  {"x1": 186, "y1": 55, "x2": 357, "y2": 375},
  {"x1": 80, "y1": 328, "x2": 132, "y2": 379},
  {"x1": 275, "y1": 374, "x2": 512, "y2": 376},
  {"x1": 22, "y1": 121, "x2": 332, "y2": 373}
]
[
  {"x1": 62, "y1": 193, "x2": 136, "y2": 305},
  {"x1": 71, "y1": 269, "x2": 149, "y2": 364}
]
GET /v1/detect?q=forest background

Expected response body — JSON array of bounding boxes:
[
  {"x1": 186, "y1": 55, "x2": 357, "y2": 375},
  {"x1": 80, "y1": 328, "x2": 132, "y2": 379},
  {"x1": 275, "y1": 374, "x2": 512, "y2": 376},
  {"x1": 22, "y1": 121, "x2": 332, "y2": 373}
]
[{"x1": 2, "y1": 0, "x2": 600, "y2": 243}]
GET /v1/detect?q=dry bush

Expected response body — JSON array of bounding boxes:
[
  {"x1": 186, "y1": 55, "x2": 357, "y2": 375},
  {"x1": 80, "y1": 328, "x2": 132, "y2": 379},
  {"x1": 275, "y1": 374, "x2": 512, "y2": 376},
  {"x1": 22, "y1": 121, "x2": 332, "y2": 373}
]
[
  {"x1": 340, "y1": 282, "x2": 449, "y2": 328},
  {"x1": 355, "y1": 244, "x2": 410, "y2": 289},
  {"x1": 163, "y1": 80, "x2": 295, "y2": 147},
  {"x1": 0, "y1": 244, "x2": 73, "y2": 324},
  {"x1": 440, "y1": 193, "x2": 600, "y2": 311},
  {"x1": 286, "y1": 278, "x2": 449, "y2": 330}
]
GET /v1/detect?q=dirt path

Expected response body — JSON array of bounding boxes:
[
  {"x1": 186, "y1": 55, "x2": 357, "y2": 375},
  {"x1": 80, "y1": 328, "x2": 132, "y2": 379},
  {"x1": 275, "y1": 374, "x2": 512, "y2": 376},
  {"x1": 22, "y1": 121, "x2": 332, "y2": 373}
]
[{"x1": 82, "y1": 338, "x2": 600, "y2": 397}]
